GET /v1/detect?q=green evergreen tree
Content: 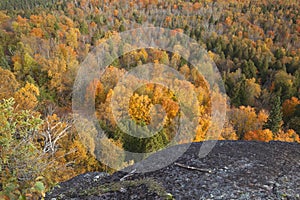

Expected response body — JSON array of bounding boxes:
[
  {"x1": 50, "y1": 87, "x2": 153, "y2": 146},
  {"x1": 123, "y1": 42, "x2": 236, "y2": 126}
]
[
  {"x1": 122, "y1": 121, "x2": 169, "y2": 161},
  {"x1": 289, "y1": 105, "x2": 300, "y2": 135},
  {"x1": 264, "y1": 95, "x2": 283, "y2": 133}
]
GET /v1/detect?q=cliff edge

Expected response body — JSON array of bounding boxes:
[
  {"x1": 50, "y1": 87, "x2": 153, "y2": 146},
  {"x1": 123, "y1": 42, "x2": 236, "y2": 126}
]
[{"x1": 46, "y1": 141, "x2": 300, "y2": 199}]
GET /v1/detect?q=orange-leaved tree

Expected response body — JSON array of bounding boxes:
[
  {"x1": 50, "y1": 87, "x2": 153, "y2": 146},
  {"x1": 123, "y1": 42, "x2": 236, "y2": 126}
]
[{"x1": 244, "y1": 129, "x2": 274, "y2": 142}]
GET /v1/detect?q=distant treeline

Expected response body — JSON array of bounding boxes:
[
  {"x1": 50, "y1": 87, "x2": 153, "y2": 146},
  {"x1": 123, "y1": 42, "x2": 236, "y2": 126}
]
[{"x1": 0, "y1": 0, "x2": 66, "y2": 10}]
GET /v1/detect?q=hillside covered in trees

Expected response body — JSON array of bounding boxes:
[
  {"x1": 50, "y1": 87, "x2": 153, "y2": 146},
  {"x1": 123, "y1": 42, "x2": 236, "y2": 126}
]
[{"x1": 0, "y1": 0, "x2": 300, "y2": 199}]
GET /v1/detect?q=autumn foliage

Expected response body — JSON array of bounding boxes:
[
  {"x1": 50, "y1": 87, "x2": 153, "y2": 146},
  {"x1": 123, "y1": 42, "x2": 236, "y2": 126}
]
[{"x1": 0, "y1": 0, "x2": 300, "y2": 198}]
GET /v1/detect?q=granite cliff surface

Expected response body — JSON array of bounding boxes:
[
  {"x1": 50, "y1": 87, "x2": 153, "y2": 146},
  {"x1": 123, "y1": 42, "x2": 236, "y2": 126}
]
[{"x1": 46, "y1": 141, "x2": 300, "y2": 199}]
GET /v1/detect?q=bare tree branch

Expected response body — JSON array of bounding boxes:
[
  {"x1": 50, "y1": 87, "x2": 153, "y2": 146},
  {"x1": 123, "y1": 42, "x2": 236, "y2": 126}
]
[{"x1": 174, "y1": 162, "x2": 212, "y2": 173}]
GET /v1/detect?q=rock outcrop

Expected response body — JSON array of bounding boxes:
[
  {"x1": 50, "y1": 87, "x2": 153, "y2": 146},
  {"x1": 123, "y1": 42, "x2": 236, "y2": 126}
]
[{"x1": 46, "y1": 141, "x2": 300, "y2": 199}]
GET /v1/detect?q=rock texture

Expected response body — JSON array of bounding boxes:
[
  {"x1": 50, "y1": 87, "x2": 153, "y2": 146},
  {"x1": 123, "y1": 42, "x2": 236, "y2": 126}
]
[{"x1": 46, "y1": 141, "x2": 300, "y2": 199}]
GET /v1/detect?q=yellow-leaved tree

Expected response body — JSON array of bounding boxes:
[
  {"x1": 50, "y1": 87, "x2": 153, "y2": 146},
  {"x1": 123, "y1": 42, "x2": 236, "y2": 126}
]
[
  {"x1": 230, "y1": 106, "x2": 268, "y2": 139},
  {"x1": 274, "y1": 129, "x2": 300, "y2": 143},
  {"x1": 0, "y1": 68, "x2": 19, "y2": 100},
  {"x1": 14, "y1": 82, "x2": 39, "y2": 110},
  {"x1": 129, "y1": 93, "x2": 153, "y2": 125}
]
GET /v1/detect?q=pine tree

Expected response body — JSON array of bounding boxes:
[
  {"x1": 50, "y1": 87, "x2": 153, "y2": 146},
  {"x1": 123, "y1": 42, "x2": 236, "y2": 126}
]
[{"x1": 264, "y1": 95, "x2": 283, "y2": 134}]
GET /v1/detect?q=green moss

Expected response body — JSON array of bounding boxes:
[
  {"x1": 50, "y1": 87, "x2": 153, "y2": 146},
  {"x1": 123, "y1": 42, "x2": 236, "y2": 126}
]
[{"x1": 78, "y1": 177, "x2": 174, "y2": 199}]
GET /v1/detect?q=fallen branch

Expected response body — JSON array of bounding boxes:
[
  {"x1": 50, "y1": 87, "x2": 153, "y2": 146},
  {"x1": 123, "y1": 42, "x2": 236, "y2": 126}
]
[
  {"x1": 120, "y1": 169, "x2": 137, "y2": 181},
  {"x1": 174, "y1": 162, "x2": 212, "y2": 173}
]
